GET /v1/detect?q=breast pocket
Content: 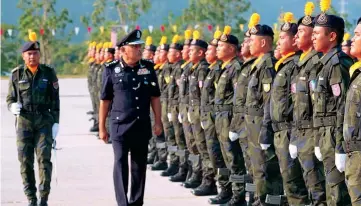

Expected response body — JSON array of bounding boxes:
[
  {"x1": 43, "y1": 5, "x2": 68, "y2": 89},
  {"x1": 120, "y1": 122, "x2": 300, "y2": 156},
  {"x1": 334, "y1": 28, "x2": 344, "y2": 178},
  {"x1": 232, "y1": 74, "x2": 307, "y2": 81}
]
[
  {"x1": 236, "y1": 74, "x2": 248, "y2": 99},
  {"x1": 114, "y1": 76, "x2": 129, "y2": 90},
  {"x1": 314, "y1": 78, "x2": 327, "y2": 114},
  {"x1": 19, "y1": 81, "x2": 31, "y2": 92}
]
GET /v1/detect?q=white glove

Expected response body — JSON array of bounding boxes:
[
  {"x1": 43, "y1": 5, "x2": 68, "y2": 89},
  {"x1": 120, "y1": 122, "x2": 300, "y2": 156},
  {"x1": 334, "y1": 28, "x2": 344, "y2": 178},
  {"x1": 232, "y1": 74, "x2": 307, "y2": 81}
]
[
  {"x1": 10, "y1": 102, "x2": 22, "y2": 115},
  {"x1": 167, "y1": 113, "x2": 172, "y2": 122},
  {"x1": 52, "y1": 123, "x2": 59, "y2": 139},
  {"x1": 178, "y1": 113, "x2": 183, "y2": 123},
  {"x1": 229, "y1": 131, "x2": 239, "y2": 142},
  {"x1": 335, "y1": 153, "x2": 347, "y2": 173},
  {"x1": 201, "y1": 122, "x2": 205, "y2": 129},
  {"x1": 260, "y1": 144, "x2": 271, "y2": 150},
  {"x1": 289, "y1": 144, "x2": 298, "y2": 159},
  {"x1": 187, "y1": 112, "x2": 192, "y2": 123},
  {"x1": 315, "y1": 147, "x2": 323, "y2": 161}
]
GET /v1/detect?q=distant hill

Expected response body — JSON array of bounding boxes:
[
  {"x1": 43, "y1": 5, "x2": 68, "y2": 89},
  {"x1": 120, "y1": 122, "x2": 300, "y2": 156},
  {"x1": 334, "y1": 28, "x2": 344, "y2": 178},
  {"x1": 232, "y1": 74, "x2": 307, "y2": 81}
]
[{"x1": 2, "y1": 0, "x2": 360, "y2": 42}]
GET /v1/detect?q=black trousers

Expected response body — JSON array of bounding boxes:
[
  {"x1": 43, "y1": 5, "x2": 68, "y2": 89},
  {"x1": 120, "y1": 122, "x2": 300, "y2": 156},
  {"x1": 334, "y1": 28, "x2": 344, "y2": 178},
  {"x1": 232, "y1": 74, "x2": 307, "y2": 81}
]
[{"x1": 111, "y1": 119, "x2": 151, "y2": 206}]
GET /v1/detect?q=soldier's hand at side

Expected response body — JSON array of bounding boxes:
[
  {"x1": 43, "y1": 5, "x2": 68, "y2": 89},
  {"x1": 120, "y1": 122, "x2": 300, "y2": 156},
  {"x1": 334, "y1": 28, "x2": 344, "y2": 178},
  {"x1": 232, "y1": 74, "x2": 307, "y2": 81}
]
[
  {"x1": 99, "y1": 129, "x2": 108, "y2": 143},
  {"x1": 10, "y1": 102, "x2": 22, "y2": 115},
  {"x1": 153, "y1": 123, "x2": 163, "y2": 136}
]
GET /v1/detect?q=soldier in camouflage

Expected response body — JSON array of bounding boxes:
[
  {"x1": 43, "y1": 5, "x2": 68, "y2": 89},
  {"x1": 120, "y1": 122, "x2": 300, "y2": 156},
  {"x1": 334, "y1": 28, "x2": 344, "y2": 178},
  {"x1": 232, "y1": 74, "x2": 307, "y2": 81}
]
[
  {"x1": 6, "y1": 32, "x2": 60, "y2": 206},
  {"x1": 245, "y1": 14, "x2": 284, "y2": 205},
  {"x1": 344, "y1": 17, "x2": 361, "y2": 205},
  {"x1": 311, "y1": 6, "x2": 353, "y2": 205},
  {"x1": 87, "y1": 41, "x2": 96, "y2": 115},
  {"x1": 291, "y1": 3, "x2": 327, "y2": 205}
]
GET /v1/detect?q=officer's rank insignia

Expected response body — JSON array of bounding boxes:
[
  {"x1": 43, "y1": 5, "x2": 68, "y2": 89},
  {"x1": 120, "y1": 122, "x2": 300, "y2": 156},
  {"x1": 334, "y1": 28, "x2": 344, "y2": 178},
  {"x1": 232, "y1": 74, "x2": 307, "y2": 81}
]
[
  {"x1": 53, "y1": 81, "x2": 59, "y2": 89},
  {"x1": 151, "y1": 82, "x2": 156, "y2": 86},
  {"x1": 291, "y1": 83, "x2": 296, "y2": 94},
  {"x1": 137, "y1": 68, "x2": 150, "y2": 75},
  {"x1": 263, "y1": 84, "x2": 271, "y2": 92},
  {"x1": 136, "y1": 30, "x2": 141, "y2": 38},
  {"x1": 115, "y1": 67, "x2": 121, "y2": 73},
  {"x1": 331, "y1": 84, "x2": 341, "y2": 96}
]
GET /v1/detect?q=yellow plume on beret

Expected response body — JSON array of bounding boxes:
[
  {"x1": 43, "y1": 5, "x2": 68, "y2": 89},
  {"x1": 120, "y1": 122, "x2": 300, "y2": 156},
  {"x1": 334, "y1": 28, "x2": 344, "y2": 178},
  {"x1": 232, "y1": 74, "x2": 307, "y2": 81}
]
[
  {"x1": 249, "y1": 13, "x2": 261, "y2": 29},
  {"x1": 320, "y1": 0, "x2": 331, "y2": 13},
  {"x1": 213, "y1": 30, "x2": 222, "y2": 39},
  {"x1": 283, "y1": 12, "x2": 294, "y2": 23},
  {"x1": 304, "y1": 2, "x2": 315, "y2": 16},
  {"x1": 29, "y1": 32, "x2": 37, "y2": 42},
  {"x1": 223, "y1": 25, "x2": 231, "y2": 35},
  {"x1": 193, "y1": 30, "x2": 200, "y2": 40},
  {"x1": 160, "y1": 36, "x2": 167, "y2": 45},
  {"x1": 343, "y1": 33, "x2": 351, "y2": 41},
  {"x1": 185, "y1": 30, "x2": 192, "y2": 40},
  {"x1": 172, "y1": 35, "x2": 180, "y2": 44},
  {"x1": 146, "y1": 36, "x2": 152, "y2": 46}
]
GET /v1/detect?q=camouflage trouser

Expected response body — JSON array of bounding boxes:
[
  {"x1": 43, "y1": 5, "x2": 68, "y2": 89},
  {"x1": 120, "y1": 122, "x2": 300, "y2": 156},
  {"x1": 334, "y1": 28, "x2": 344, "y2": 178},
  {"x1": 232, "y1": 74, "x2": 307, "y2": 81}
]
[
  {"x1": 201, "y1": 109, "x2": 227, "y2": 187},
  {"x1": 148, "y1": 110, "x2": 157, "y2": 161},
  {"x1": 88, "y1": 66, "x2": 97, "y2": 114},
  {"x1": 345, "y1": 151, "x2": 361, "y2": 205},
  {"x1": 189, "y1": 105, "x2": 214, "y2": 185},
  {"x1": 16, "y1": 113, "x2": 54, "y2": 200},
  {"x1": 245, "y1": 115, "x2": 283, "y2": 204},
  {"x1": 316, "y1": 126, "x2": 351, "y2": 206},
  {"x1": 215, "y1": 110, "x2": 246, "y2": 197},
  {"x1": 161, "y1": 101, "x2": 178, "y2": 165},
  {"x1": 295, "y1": 128, "x2": 326, "y2": 205},
  {"x1": 170, "y1": 105, "x2": 189, "y2": 175},
  {"x1": 230, "y1": 112, "x2": 253, "y2": 177},
  {"x1": 274, "y1": 129, "x2": 309, "y2": 205},
  {"x1": 179, "y1": 103, "x2": 201, "y2": 174}
]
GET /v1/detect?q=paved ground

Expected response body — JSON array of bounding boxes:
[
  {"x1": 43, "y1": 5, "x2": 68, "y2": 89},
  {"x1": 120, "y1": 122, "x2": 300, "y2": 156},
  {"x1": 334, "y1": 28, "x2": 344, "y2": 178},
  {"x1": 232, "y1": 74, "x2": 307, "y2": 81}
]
[{"x1": 1, "y1": 78, "x2": 212, "y2": 206}]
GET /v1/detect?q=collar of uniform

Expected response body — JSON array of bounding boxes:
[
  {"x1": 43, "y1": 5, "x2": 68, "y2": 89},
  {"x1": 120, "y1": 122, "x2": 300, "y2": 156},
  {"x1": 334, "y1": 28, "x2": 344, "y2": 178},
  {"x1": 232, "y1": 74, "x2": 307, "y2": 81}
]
[
  {"x1": 243, "y1": 57, "x2": 257, "y2": 66},
  {"x1": 221, "y1": 56, "x2": 237, "y2": 70},
  {"x1": 275, "y1": 52, "x2": 296, "y2": 71},
  {"x1": 350, "y1": 61, "x2": 361, "y2": 77},
  {"x1": 120, "y1": 58, "x2": 142, "y2": 70},
  {"x1": 181, "y1": 60, "x2": 191, "y2": 69},
  {"x1": 298, "y1": 49, "x2": 318, "y2": 67},
  {"x1": 320, "y1": 46, "x2": 341, "y2": 66},
  {"x1": 253, "y1": 52, "x2": 272, "y2": 70},
  {"x1": 208, "y1": 61, "x2": 218, "y2": 70},
  {"x1": 191, "y1": 58, "x2": 207, "y2": 70},
  {"x1": 24, "y1": 64, "x2": 44, "y2": 72}
]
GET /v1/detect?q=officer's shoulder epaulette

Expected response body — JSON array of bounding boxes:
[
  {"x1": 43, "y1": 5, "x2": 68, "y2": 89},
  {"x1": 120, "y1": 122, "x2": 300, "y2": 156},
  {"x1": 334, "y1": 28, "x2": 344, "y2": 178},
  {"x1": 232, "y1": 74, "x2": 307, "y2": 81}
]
[
  {"x1": 42, "y1": 64, "x2": 56, "y2": 71},
  {"x1": 330, "y1": 53, "x2": 340, "y2": 66},
  {"x1": 104, "y1": 60, "x2": 119, "y2": 68},
  {"x1": 312, "y1": 54, "x2": 320, "y2": 65},
  {"x1": 11, "y1": 65, "x2": 22, "y2": 73},
  {"x1": 265, "y1": 56, "x2": 274, "y2": 68}
]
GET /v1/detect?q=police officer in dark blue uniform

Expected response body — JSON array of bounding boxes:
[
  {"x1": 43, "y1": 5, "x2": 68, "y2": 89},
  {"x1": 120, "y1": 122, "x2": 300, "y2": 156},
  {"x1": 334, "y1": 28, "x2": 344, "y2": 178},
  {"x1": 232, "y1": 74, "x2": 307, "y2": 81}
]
[{"x1": 99, "y1": 29, "x2": 162, "y2": 206}]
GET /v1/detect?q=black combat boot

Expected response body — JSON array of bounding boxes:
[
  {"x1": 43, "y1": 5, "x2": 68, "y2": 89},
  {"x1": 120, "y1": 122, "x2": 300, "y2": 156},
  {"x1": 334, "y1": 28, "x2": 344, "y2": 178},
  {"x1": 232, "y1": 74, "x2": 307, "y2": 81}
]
[
  {"x1": 160, "y1": 164, "x2": 179, "y2": 177},
  {"x1": 38, "y1": 197, "x2": 48, "y2": 206},
  {"x1": 227, "y1": 195, "x2": 247, "y2": 206},
  {"x1": 151, "y1": 161, "x2": 168, "y2": 171},
  {"x1": 183, "y1": 172, "x2": 202, "y2": 189},
  {"x1": 28, "y1": 199, "x2": 37, "y2": 206},
  {"x1": 208, "y1": 186, "x2": 232, "y2": 204},
  {"x1": 191, "y1": 181, "x2": 218, "y2": 196},
  {"x1": 169, "y1": 167, "x2": 188, "y2": 182},
  {"x1": 86, "y1": 111, "x2": 94, "y2": 115}
]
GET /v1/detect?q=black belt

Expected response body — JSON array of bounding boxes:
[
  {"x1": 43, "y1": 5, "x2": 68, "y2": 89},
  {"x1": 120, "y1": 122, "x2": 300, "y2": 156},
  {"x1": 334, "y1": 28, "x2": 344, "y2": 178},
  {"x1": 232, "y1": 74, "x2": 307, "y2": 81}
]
[
  {"x1": 233, "y1": 105, "x2": 245, "y2": 113},
  {"x1": 201, "y1": 105, "x2": 213, "y2": 112},
  {"x1": 214, "y1": 105, "x2": 232, "y2": 112},
  {"x1": 343, "y1": 141, "x2": 361, "y2": 153},
  {"x1": 313, "y1": 116, "x2": 336, "y2": 128},
  {"x1": 295, "y1": 120, "x2": 313, "y2": 129},
  {"x1": 272, "y1": 121, "x2": 291, "y2": 132},
  {"x1": 246, "y1": 107, "x2": 263, "y2": 116}
]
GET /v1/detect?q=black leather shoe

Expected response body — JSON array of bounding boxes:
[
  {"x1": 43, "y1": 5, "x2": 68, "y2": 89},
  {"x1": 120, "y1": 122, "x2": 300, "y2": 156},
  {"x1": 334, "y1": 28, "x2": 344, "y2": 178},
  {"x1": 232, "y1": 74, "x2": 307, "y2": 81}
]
[
  {"x1": 160, "y1": 164, "x2": 179, "y2": 177},
  {"x1": 208, "y1": 187, "x2": 232, "y2": 204},
  {"x1": 90, "y1": 124, "x2": 99, "y2": 132},
  {"x1": 28, "y1": 199, "x2": 37, "y2": 206},
  {"x1": 191, "y1": 183, "x2": 218, "y2": 196},
  {"x1": 151, "y1": 161, "x2": 168, "y2": 171},
  {"x1": 147, "y1": 158, "x2": 155, "y2": 165},
  {"x1": 169, "y1": 172, "x2": 187, "y2": 182},
  {"x1": 86, "y1": 111, "x2": 94, "y2": 115}
]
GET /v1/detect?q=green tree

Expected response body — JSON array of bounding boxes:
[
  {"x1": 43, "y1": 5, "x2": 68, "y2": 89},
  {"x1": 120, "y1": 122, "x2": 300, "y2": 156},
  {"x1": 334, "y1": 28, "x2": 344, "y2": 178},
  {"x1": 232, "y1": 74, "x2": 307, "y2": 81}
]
[{"x1": 17, "y1": 0, "x2": 73, "y2": 64}]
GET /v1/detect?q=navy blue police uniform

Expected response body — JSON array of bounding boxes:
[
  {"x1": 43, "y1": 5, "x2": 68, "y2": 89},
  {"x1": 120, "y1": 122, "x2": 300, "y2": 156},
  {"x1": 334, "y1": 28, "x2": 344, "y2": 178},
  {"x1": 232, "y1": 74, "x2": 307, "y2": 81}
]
[{"x1": 100, "y1": 29, "x2": 161, "y2": 206}]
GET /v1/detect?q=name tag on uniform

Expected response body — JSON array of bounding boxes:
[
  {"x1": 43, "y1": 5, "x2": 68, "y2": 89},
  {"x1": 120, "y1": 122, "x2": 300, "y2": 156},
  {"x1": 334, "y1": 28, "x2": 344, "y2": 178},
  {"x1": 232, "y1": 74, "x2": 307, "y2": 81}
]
[
  {"x1": 19, "y1": 80, "x2": 28, "y2": 83},
  {"x1": 42, "y1": 79, "x2": 48, "y2": 82},
  {"x1": 137, "y1": 68, "x2": 150, "y2": 75}
]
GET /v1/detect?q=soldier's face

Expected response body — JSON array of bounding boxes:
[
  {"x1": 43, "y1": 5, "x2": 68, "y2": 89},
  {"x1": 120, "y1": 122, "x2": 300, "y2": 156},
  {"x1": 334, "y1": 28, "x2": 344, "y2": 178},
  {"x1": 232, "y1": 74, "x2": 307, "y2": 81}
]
[
  {"x1": 99, "y1": 50, "x2": 104, "y2": 61},
  {"x1": 312, "y1": 26, "x2": 336, "y2": 53},
  {"x1": 159, "y1": 50, "x2": 168, "y2": 63},
  {"x1": 351, "y1": 24, "x2": 361, "y2": 59},
  {"x1": 182, "y1": 45, "x2": 190, "y2": 60},
  {"x1": 123, "y1": 44, "x2": 142, "y2": 62},
  {"x1": 167, "y1": 48, "x2": 180, "y2": 63},
  {"x1": 277, "y1": 31, "x2": 296, "y2": 56},
  {"x1": 22, "y1": 50, "x2": 40, "y2": 66},
  {"x1": 249, "y1": 35, "x2": 263, "y2": 57},
  {"x1": 241, "y1": 37, "x2": 251, "y2": 58},
  {"x1": 154, "y1": 51, "x2": 160, "y2": 64},
  {"x1": 205, "y1": 45, "x2": 217, "y2": 64},
  {"x1": 216, "y1": 41, "x2": 234, "y2": 60},
  {"x1": 114, "y1": 49, "x2": 120, "y2": 60},
  {"x1": 142, "y1": 49, "x2": 154, "y2": 60},
  {"x1": 295, "y1": 25, "x2": 313, "y2": 51},
  {"x1": 274, "y1": 46, "x2": 281, "y2": 60},
  {"x1": 189, "y1": 46, "x2": 203, "y2": 63}
]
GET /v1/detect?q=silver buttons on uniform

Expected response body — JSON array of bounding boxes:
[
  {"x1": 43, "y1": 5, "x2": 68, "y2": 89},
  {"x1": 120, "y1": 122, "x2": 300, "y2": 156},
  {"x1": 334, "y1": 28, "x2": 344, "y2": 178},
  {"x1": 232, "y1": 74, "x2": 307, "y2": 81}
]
[
  {"x1": 137, "y1": 107, "x2": 139, "y2": 109},
  {"x1": 136, "y1": 97, "x2": 139, "y2": 100},
  {"x1": 133, "y1": 78, "x2": 136, "y2": 81}
]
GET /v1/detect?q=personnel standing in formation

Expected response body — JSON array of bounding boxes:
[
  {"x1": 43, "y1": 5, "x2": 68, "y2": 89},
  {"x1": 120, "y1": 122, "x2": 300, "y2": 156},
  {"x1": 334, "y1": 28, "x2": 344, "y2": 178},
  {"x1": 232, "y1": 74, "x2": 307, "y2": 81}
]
[
  {"x1": 99, "y1": 29, "x2": 162, "y2": 206},
  {"x1": 7, "y1": 32, "x2": 60, "y2": 206}
]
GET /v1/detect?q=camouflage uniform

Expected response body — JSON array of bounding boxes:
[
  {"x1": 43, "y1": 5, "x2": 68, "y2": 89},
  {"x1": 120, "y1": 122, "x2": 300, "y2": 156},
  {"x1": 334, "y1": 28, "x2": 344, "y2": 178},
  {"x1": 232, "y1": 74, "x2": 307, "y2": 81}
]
[
  {"x1": 313, "y1": 47, "x2": 352, "y2": 205},
  {"x1": 93, "y1": 63, "x2": 101, "y2": 127},
  {"x1": 159, "y1": 62, "x2": 178, "y2": 167},
  {"x1": 88, "y1": 60, "x2": 97, "y2": 114},
  {"x1": 230, "y1": 57, "x2": 256, "y2": 179},
  {"x1": 214, "y1": 58, "x2": 247, "y2": 201},
  {"x1": 291, "y1": 50, "x2": 326, "y2": 205},
  {"x1": 270, "y1": 53, "x2": 309, "y2": 205},
  {"x1": 6, "y1": 65, "x2": 60, "y2": 202},
  {"x1": 344, "y1": 64, "x2": 361, "y2": 205},
  {"x1": 179, "y1": 61, "x2": 202, "y2": 182},
  {"x1": 200, "y1": 61, "x2": 227, "y2": 185},
  {"x1": 188, "y1": 59, "x2": 214, "y2": 185},
  {"x1": 244, "y1": 52, "x2": 283, "y2": 204},
  {"x1": 168, "y1": 60, "x2": 189, "y2": 177}
]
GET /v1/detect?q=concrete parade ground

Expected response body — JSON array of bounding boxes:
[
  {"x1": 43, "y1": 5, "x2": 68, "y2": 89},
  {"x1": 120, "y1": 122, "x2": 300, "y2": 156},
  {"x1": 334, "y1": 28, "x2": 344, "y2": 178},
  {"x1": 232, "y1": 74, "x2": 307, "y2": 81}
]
[{"x1": 1, "y1": 78, "x2": 211, "y2": 206}]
